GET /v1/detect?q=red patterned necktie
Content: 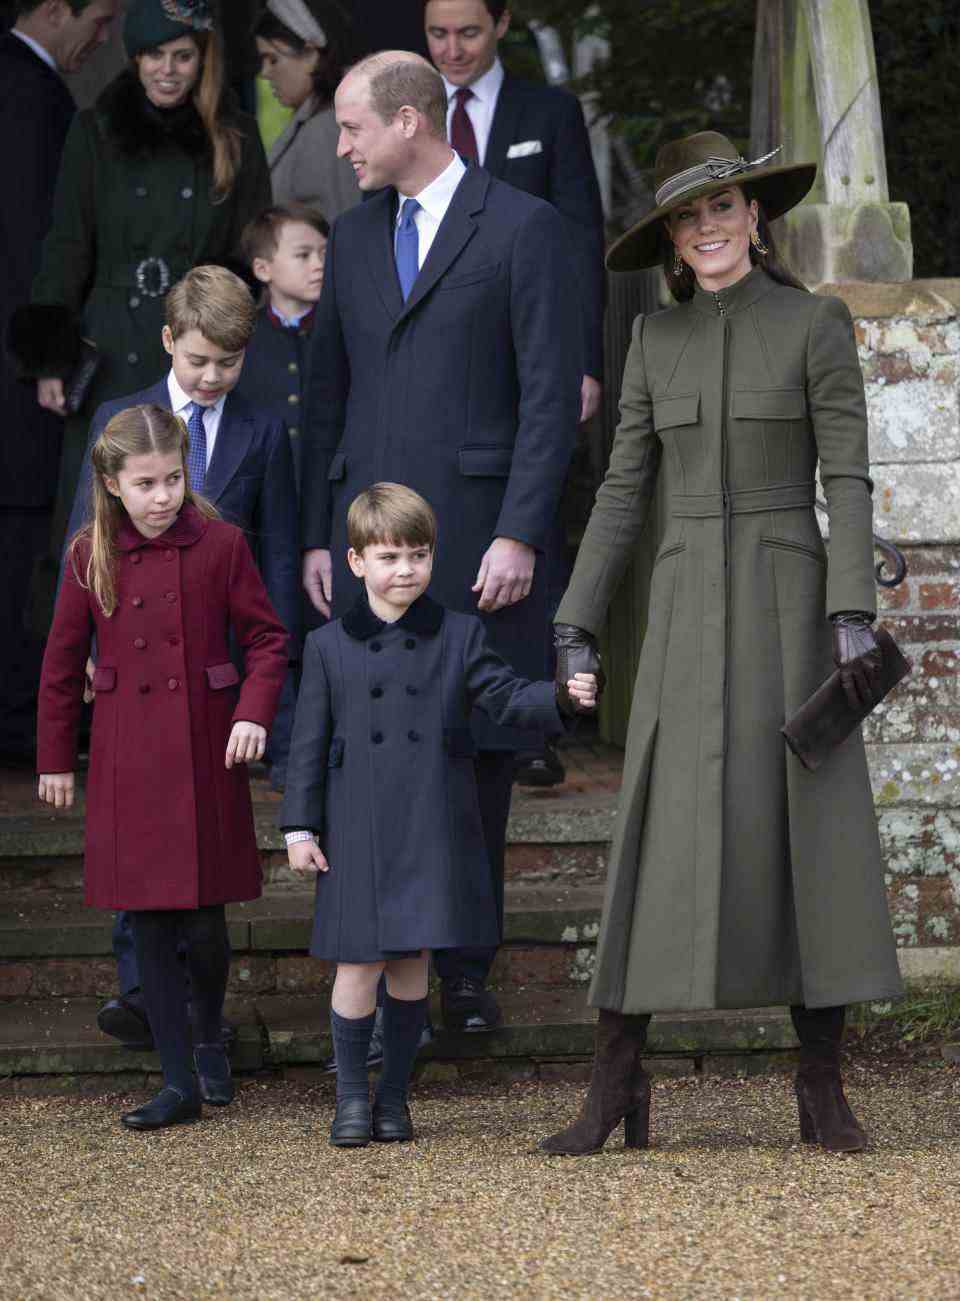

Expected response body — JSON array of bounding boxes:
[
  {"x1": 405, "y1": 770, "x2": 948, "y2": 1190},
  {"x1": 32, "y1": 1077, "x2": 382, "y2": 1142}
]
[{"x1": 450, "y1": 86, "x2": 479, "y2": 163}]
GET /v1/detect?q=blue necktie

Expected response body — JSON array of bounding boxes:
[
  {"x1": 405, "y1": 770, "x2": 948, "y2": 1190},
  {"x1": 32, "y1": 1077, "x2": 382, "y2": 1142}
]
[
  {"x1": 394, "y1": 197, "x2": 421, "y2": 301},
  {"x1": 185, "y1": 402, "x2": 207, "y2": 494}
]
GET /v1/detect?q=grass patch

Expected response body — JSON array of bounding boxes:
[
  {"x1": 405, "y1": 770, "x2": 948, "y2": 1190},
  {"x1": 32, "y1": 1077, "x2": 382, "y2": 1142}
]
[{"x1": 850, "y1": 987, "x2": 960, "y2": 1044}]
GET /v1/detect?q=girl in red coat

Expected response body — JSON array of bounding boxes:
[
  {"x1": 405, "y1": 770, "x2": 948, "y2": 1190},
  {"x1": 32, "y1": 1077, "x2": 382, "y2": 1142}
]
[{"x1": 37, "y1": 404, "x2": 288, "y2": 1131}]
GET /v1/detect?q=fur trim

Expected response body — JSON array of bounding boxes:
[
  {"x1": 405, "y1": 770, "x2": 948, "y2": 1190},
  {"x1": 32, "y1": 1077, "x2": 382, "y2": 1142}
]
[
  {"x1": 6, "y1": 304, "x2": 82, "y2": 379},
  {"x1": 96, "y1": 69, "x2": 209, "y2": 160}
]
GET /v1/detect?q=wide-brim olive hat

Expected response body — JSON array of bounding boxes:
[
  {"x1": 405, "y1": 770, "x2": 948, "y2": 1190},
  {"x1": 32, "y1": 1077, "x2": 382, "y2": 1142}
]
[
  {"x1": 124, "y1": 0, "x2": 215, "y2": 59},
  {"x1": 607, "y1": 131, "x2": 817, "y2": 273}
]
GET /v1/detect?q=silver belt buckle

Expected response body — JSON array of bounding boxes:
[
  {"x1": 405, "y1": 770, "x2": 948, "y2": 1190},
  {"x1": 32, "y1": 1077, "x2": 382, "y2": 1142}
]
[{"x1": 135, "y1": 256, "x2": 171, "y2": 298}]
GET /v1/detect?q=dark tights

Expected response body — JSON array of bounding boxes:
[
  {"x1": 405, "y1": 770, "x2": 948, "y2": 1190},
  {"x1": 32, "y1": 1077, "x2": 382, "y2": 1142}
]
[{"x1": 130, "y1": 906, "x2": 231, "y2": 1097}]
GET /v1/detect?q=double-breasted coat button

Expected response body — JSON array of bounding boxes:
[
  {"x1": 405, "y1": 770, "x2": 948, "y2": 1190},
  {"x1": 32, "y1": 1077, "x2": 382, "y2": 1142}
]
[
  {"x1": 406, "y1": 685, "x2": 418, "y2": 696},
  {"x1": 135, "y1": 185, "x2": 147, "y2": 198},
  {"x1": 408, "y1": 730, "x2": 421, "y2": 742},
  {"x1": 133, "y1": 637, "x2": 147, "y2": 650},
  {"x1": 288, "y1": 361, "x2": 298, "y2": 374},
  {"x1": 129, "y1": 296, "x2": 141, "y2": 309},
  {"x1": 130, "y1": 554, "x2": 141, "y2": 565},
  {"x1": 168, "y1": 678, "x2": 179, "y2": 690},
  {"x1": 165, "y1": 591, "x2": 177, "y2": 602},
  {"x1": 127, "y1": 352, "x2": 139, "y2": 365},
  {"x1": 404, "y1": 638, "x2": 416, "y2": 650},
  {"x1": 287, "y1": 393, "x2": 299, "y2": 405},
  {"x1": 169, "y1": 636, "x2": 180, "y2": 646},
  {"x1": 164, "y1": 550, "x2": 175, "y2": 562},
  {"x1": 138, "y1": 683, "x2": 150, "y2": 694},
  {"x1": 131, "y1": 596, "x2": 143, "y2": 607},
  {"x1": 372, "y1": 731, "x2": 383, "y2": 744},
  {"x1": 181, "y1": 186, "x2": 193, "y2": 199},
  {"x1": 371, "y1": 686, "x2": 383, "y2": 698},
  {"x1": 289, "y1": 426, "x2": 299, "y2": 437},
  {"x1": 370, "y1": 641, "x2": 381, "y2": 653}
]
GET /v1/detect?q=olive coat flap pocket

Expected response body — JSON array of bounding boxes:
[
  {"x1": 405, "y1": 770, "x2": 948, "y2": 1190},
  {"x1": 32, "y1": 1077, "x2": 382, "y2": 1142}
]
[
  {"x1": 205, "y1": 662, "x2": 241, "y2": 690},
  {"x1": 734, "y1": 388, "x2": 807, "y2": 420},
  {"x1": 327, "y1": 452, "x2": 347, "y2": 481},
  {"x1": 444, "y1": 728, "x2": 477, "y2": 758},
  {"x1": 653, "y1": 393, "x2": 700, "y2": 432},
  {"x1": 458, "y1": 446, "x2": 513, "y2": 478},
  {"x1": 328, "y1": 737, "x2": 345, "y2": 767},
  {"x1": 91, "y1": 666, "x2": 116, "y2": 692}
]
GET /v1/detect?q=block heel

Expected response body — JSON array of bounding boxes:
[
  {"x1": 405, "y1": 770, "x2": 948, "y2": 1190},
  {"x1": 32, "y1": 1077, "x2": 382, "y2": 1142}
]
[{"x1": 623, "y1": 1100, "x2": 650, "y2": 1149}]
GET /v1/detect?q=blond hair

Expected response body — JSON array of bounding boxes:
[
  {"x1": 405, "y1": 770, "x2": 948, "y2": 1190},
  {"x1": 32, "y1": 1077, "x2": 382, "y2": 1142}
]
[
  {"x1": 350, "y1": 52, "x2": 447, "y2": 138},
  {"x1": 165, "y1": 265, "x2": 256, "y2": 351},
  {"x1": 70, "y1": 404, "x2": 219, "y2": 617},
  {"x1": 347, "y1": 482, "x2": 437, "y2": 552}
]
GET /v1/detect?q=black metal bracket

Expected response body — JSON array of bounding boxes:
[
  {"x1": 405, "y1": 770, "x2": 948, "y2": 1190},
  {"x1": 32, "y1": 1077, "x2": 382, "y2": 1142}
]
[{"x1": 815, "y1": 498, "x2": 908, "y2": 589}]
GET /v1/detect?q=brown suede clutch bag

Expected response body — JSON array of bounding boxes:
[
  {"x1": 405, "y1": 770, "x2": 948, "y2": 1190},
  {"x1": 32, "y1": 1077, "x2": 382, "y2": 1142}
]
[{"x1": 781, "y1": 626, "x2": 912, "y2": 772}]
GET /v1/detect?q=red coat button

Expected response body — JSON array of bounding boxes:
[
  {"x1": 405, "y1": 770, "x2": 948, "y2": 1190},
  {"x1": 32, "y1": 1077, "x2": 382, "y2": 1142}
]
[
  {"x1": 169, "y1": 636, "x2": 180, "y2": 647},
  {"x1": 167, "y1": 678, "x2": 179, "y2": 690},
  {"x1": 138, "y1": 683, "x2": 150, "y2": 694},
  {"x1": 131, "y1": 596, "x2": 143, "y2": 608},
  {"x1": 165, "y1": 592, "x2": 177, "y2": 602},
  {"x1": 164, "y1": 550, "x2": 175, "y2": 562},
  {"x1": 133, "y1": 637, "x2": 147, "y2": 650},
  {"x1": 130, "y1": 554, "x2": 141, "y2": 565}
]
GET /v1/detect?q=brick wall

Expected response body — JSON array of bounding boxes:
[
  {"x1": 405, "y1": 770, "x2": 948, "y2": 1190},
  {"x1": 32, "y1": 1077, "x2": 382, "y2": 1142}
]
[{"x1": 827, "y1": 281, "x2": 960, "y2": 974}]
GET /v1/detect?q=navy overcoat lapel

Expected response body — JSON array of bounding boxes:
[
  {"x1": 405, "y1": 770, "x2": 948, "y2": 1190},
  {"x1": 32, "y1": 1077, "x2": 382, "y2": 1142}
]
[
  {"x1": 398, "y1": 164, "x2": 489, "y2": 321},
  {"x1": 482, "y1": 77, "x2": 521, "y2": 178},
  {"x1": 204, "y1": 393, "x2": 254, "y2": 502}
]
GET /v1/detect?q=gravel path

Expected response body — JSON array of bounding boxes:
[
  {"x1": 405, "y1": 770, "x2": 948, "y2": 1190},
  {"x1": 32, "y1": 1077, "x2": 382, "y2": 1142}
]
[{"x1": 2, "y1": 1061, "x2": 958, "y2": 1299}]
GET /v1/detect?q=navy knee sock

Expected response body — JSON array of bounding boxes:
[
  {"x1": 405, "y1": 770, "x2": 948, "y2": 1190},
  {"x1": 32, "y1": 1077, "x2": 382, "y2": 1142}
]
[
  {"x1": 375, "y1": 994, "x2": 428, "y2": 1110},
  {"x1": 330, "y1": 1009, "x2": 376, "y2": 1103}
]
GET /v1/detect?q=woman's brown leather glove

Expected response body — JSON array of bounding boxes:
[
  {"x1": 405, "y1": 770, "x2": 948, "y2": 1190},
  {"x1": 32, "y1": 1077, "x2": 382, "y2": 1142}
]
[
  {"x1": 554, "y1": 624, "x2": 606, "y2": 717},
  {"x1": 832, "y1": 612, "x2": 883, "y2": 710}
]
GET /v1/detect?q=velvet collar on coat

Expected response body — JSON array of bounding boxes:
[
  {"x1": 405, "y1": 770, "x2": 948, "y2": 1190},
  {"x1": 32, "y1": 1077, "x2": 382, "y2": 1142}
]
[
  {"x1": 115, "y1": 501, "x2": 208, "y2": 551},
  {"x1": 690, "y1": 266, "x2": 777, "y2": 317},
  {"x1": 342, "y1": 592, "x2": 445, "y2": 641},
  {"x1": 97, "y1": 68, "x2": 209, "y2": 159}
]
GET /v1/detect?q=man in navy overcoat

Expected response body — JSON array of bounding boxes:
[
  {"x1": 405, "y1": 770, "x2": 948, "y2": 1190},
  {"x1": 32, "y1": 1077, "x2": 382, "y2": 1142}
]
[
  {"x1": 0, "y1": 0, "x2": 118, "y2": 760},
  {"x1": 299, "y1": 51, "x2": 581, "y2": 1031}
]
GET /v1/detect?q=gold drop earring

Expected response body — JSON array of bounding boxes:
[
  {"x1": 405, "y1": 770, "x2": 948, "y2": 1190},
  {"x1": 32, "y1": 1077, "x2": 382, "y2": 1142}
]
[
  {"x1": 672, "y1": 249, "x2": 684, "y2": 276},
  {"x1": 751, "y1": 229, "x2": 769, "y2": 256}
]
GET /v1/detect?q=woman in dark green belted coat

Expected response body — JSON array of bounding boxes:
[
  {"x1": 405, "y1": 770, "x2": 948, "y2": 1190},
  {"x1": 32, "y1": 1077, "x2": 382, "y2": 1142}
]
[
  {"x1": 9, "y1": 0, "x2": 270, "y2": 584},
  {"x1": 541, "y1": 133, "x2": 902, "y2": 1158}
]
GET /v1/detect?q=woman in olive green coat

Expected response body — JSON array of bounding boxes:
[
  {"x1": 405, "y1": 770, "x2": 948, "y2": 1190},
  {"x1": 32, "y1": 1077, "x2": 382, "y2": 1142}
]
[
  {"x1": 542, "y1": 133, "x2": 902, "y2": 1158},
  {"x1": 10, "y1": 0, "x2": 270, "y2": 576}
]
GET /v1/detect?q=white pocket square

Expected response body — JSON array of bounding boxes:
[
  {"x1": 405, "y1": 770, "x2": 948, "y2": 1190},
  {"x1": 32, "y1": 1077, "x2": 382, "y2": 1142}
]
[{"x1": 506, "y1": 140, "x2": 543, "y2": 159}]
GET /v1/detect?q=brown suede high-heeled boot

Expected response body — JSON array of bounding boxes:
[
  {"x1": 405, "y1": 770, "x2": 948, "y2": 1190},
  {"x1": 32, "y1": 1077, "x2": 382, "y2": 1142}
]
[
  {"x1": 791, "y1": 1004, "x2": 866, "y2": 1153},
  {"x1": 539, "y1": 1009, "x2": 652, "y2": 1155}
]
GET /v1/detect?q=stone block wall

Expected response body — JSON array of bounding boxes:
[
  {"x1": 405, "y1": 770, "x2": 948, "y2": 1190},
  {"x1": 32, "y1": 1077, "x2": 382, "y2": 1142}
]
[{"x1": 827, "y1": 281, "x2": 960, "y2": 977}]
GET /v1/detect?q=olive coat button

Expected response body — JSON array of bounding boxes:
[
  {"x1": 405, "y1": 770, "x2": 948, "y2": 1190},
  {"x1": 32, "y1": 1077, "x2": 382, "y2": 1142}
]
[
  {"x1": 371, "y1": 686, "x2": 383, "y2": 698},
  {"x1": 405, "y1": 638, "x2": 416, "y2": 649},
  {"x1": 131, "y1": 596, "x2": 143, "y2": 608},
  {"x1": 138, "y1": 683, "x2": 150, "y2": 694},
  {"x1": 167, "y1": 678, "x2": 179, "y2": 690},
  {"x1": 133, "y1": 637, "x2": 147, "y2": 650},
  {"x1": 370, "y1": 641, "x2": 381, "y2": 653},
  {"x1": 372, "y1": 732, "x2": 383, "y2": 744}
]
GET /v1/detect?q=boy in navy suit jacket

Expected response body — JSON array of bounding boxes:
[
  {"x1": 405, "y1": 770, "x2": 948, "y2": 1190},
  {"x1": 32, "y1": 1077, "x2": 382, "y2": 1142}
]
[
  {"x1": 63, "y1": 266, "x2": 300, "y2": 1051},
  {"x1": 234, "y1": 204, "x2": 329, "y2": 491}
]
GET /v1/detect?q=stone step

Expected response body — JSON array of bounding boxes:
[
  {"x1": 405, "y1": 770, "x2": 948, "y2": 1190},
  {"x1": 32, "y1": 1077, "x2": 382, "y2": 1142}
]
[
  {"x1": 0, "y1": 885, "x2": 604, "y2": 1000},
  {"x1": 0, "y1": 991, "x2": 798, "y2": 1079}
]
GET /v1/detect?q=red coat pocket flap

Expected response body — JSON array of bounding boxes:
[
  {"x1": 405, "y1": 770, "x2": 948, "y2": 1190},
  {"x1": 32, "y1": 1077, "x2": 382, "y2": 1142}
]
[
  {"x1": 205, "y1": 662, "x2": 241, "y2": 690},
  {"x1": 91, "y1": 666, "x2": 116, "y2": 692}
]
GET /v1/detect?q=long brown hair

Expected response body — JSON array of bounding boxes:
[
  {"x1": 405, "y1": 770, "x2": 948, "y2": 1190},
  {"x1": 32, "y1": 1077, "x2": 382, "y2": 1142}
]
[
  {"x1": 190, "y1": 31, "x2": 243, "y2": 200},
  {"x1": 69, "y1": 404, "x2": 219, "y2": 618},
  {"x1": 661, "y1": 189, "x2": 808, "y2": 302}
]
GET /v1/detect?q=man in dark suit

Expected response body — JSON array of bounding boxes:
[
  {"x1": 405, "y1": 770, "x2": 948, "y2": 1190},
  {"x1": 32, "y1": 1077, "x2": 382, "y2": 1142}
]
[
  {"x1": 0, "y1": 0, "x2": 119, "y2": 761},
  {"x1": 300, "y1": 51, "x2": 581, "y2": 1031},
  {"x1": 425, "y1": 0, "x2": 606, "y2": 786}
]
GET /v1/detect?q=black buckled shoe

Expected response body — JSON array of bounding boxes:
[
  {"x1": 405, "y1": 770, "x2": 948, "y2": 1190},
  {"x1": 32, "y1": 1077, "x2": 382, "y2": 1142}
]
[
  {"x1": 372, "y1": 1102, "x2": 414, "y2": 1143},
  {"x1": 194, "y1": 1043, "x2": 235, "y2": 1106},
  {"x1": 97, "y1": 996, "x2": 155, "y2": 1051},
  {"x1": 330, "y1": 1097, "x2": 372, "y2": 1148},
  {"x1": 121, "y1": 1086, "x2": 201, "y2": 1131},
  {"x1": 441, "y1": 978, "x2": 503, "y2": 1032}
]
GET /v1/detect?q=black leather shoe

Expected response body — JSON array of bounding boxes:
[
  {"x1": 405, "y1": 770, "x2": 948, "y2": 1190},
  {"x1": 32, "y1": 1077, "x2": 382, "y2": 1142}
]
[
  {"x1": 194, "y1": 1044, "x2": 235, "y2": 1106},
  {"x1": 373, "y1": 1102, "x2": 414, "y2": 1143},
  {"x1": 330, "y1": 1097, "x2": 372, "y2": 1147},
  {"x1": 121, "y1": 1086, "x2": 201, "y2": 1131},
  {"x1": 321, "y1": 1012, "x2": 436, "y2": 1073},
  {"x1": 97, "y1": 996, "x2": 155, "y2": 1051},
  {"x1": 441, "y1": 978, "x2": 503, "y2": 1032},
  {"x1": 514, "y1": 741, "x2": 566, "y2": 787}
]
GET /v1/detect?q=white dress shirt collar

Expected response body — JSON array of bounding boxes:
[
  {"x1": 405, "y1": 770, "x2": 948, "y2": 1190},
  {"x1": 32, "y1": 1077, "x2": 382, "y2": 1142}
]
[
  {"x1": 397, "y1": 151, "x2": 466, "y2": 226},
  {"x1": 167, "y1": 370, "x2": 227, "y2": 469},
  {"x1": 11, "y1": 28, "x2": 59, "y2": 73},
  {"x1": 442, "y1": 56, "x2": 504, "y2": 111}
]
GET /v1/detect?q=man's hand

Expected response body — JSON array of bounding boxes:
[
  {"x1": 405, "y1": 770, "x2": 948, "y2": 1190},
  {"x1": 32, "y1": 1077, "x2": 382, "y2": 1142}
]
[
  {"x1": 38, "y1": 772, "x2": 75, "y2": 809},
  {"x1": 38, "y1": 378, "x2": 66, "y2": 415},
  {"x1": 303, "y1": 548, "x2": 333, "y2": 617},
  {"x1": 472, "y1": 537, "x2": 536, "y2": 612},
  {"x1": 225, "y1": 721, "x2": 267, "y2": 769},
  {"x1": 580, "y1": 375, "x2": 603, "y2": 425},
  {"x1": 288, "y1": 839, "x2": 330, "y2": 874},
  {"x1": 564, "y1": 671, "x2": 598, "y2": 712}
]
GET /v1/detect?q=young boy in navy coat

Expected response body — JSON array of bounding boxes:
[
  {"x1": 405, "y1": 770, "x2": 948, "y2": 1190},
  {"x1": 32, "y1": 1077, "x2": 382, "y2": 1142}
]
[
  {"x1": 280, "y1": 483, "x2": 597, "y2": 1147},
  {"x1": 63, "y1": 266, "x2": 300, "y2": 1051},
  {"x1": 235, "y1": 204, "x2": 329, "y2": 492}
]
